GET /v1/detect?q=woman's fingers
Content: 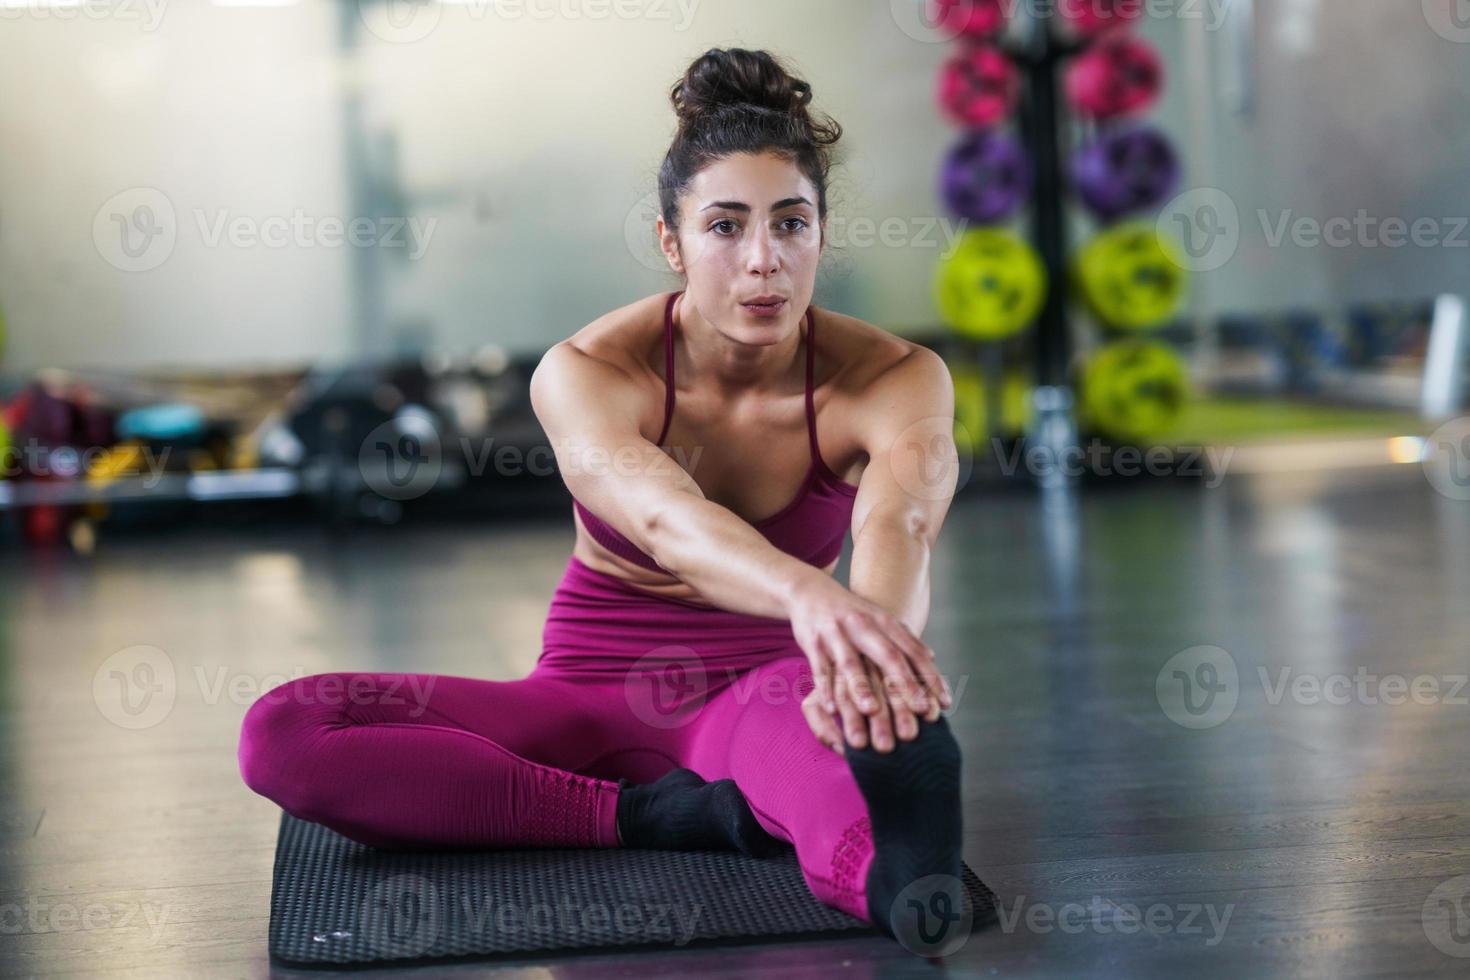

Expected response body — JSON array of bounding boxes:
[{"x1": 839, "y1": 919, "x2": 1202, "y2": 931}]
[
  {"x1": 826, "y1": 634, "x2": 881, "y2": 716},
  {"x1": 911, "y1": 638, "x2": 953, "y2": 710},
  {"x1": 840, "y1": 612, "x2": 932, "y2": 716},
  {"x1": 864, "y1": 660, "x2": 898, "y2": 751},
  {"x1": 924, "y1": 693, "x2": 943, "y2": 722},
  {"x1": 801, "y1": 690, "x2": 844, "y2": 753},
  {"x1": 859, "y1": 609, "x2": 951, "y2": 716},
  {"x1": 807, "y1": 647, "x2": 837, "y2": 714},
  {"x1": 802, "y1": 653, "x2": 930, "y2": 753},
  {"x1": 833, "y1": 670, "x2": 871, "y2": 748},
  {"x1": 795, "y1": 597, "x2": 952, "y2": 742},
  {"x1": 874, "y1": 617, "x2": 951, "y2": 714},
  {"x1": 875, "y1": 661, "x2": 919, "y2": 744},
  {"x1": 894, "y1": 626, "x2": 952, "y2": 709}
]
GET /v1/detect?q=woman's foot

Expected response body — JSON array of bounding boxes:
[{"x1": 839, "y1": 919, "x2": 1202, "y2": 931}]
[
  {"x1": 845, "y1": 715, "x2": 970, "y2": 956},
  {"x1": 616, "y1": 767, "x2": 783, "y2": 858}
]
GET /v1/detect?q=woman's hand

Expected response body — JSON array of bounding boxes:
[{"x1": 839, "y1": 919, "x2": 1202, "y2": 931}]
[{"x1": 786, "y1": 572, "x2": 951, "y2": 754}]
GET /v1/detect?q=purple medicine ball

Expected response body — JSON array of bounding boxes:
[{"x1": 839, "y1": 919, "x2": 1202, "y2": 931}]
[
  {"x1": 1072, "y1": 125, "x2": 1181, "y2": 221},
  {"x1": 940, "y1": 130, "x2": 1032, "y2": 225}
]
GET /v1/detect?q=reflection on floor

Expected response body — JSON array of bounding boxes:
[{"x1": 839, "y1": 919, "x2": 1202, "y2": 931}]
[{"x1": 1, "y1": 463, "x2": 1467, "y2": 978}]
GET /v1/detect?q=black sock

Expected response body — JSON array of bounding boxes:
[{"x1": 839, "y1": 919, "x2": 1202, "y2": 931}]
[
  {"x1": 615, "y1": 767, "x2": 782, "y2": 858},
  {"x1": 845, "y1": 715, "x2": 966, "y2": 954}
]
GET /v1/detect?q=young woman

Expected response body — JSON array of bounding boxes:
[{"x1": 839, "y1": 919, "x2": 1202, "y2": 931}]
[{"x1": 239, "y1": 48, "x2": 965, "y2": 953}]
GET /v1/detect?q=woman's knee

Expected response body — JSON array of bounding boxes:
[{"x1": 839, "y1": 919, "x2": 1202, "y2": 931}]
[{"x1": 237, "y1": 672, "x2": 348, "y2": 806}]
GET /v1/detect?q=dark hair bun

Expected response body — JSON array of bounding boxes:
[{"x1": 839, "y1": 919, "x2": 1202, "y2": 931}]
[
  {"x1": 670, "y1": 48, "x2": 839, "y2": 146},
  {"x1": 657, "y1": 47, "x2": 842, "y2": 236}
]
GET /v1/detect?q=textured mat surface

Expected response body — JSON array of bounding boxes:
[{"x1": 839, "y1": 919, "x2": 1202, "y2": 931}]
[{"x1": 269, "y1": 812, "x2": 999, "y2": 964}]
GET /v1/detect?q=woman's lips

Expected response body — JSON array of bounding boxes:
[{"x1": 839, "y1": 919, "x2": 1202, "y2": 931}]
[{"x1": 741, "y1": 299, "x2": 786, "y2": 317}]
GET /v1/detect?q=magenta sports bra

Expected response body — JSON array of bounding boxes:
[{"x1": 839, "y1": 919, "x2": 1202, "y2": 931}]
[{"x1": 572, "y1": 290, "x2": 860, "y2": 573}]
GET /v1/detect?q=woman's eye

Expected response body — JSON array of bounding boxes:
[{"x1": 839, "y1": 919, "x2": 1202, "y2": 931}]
[{"x1": 711, "y1": 217, "x2": 807, "y2": 235}]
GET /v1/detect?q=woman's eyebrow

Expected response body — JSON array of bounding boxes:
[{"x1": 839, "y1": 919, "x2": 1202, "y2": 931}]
[{"x1": 700, "y1": 196, "x2": 814, "y2": 213}]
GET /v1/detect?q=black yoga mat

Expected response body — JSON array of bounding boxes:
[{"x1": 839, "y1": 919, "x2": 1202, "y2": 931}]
[{"x1": 268, "y1": 812, "x2": 999, "y2": 965}]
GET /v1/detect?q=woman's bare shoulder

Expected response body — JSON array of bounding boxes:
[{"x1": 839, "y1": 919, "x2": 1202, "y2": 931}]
[
  {"x1": 558, "y1": 292, "x2": 669, "y2": 376},
  {"x1": 818, "y1": 307, "x2": 940, "y2": 396},
  {"x1": 530, "y1": 293, "x2": 671, "y2": 434}
]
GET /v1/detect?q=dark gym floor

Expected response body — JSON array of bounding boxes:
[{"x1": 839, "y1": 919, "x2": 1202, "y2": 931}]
[{"x1": 1, "y1": 461, "x2": 1467, "y2": 978}]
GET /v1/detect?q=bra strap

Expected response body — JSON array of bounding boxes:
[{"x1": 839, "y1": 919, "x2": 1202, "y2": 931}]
[{"x1": 655, "y1": 290, "x2": 679, "y2": 447}]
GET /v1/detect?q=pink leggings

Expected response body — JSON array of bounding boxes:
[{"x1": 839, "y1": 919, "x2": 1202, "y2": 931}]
[{"x1": 238, "y1": 554, "x2": 877, "y2": 922}]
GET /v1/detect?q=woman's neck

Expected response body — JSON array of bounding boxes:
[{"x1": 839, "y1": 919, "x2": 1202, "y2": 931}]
[{"x1": 672, "y1": 291, "x2": 805, "y2": 398}]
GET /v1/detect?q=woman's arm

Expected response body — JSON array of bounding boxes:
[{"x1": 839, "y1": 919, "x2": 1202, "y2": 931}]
[
  {"x1": 846, "y1": 346, "x2": 958, "y2": 639},
  {"x1": 530, "y1": 341, "x2": 826, "y2": 620},
  {"x1": 799, "y1": 348, "x2": 961, "y2": 754},
  {"x1": 531, "y1": 340, "x2": 944, "y2": 742}
]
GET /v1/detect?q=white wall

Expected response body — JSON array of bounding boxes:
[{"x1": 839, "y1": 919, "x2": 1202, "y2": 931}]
[
  {"x1": 0, "y1": 0, "x2": 352, "y2": 372},
  {"x1": 1156, "y1": 0, "x2": 1470, "y2": 315},
  {"x1": 0, "y1": 0, "x2": 962, "y2": 372}
]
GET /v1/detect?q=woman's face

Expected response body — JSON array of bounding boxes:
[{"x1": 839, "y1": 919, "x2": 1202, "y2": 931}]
[{"x1": 658, "y1": 150, "x2": 825, "y2": 345}]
